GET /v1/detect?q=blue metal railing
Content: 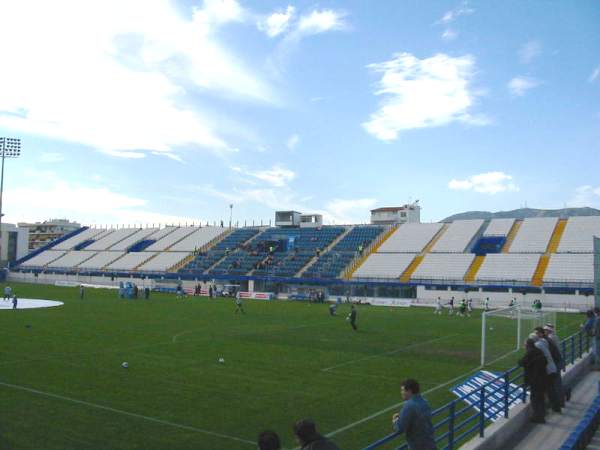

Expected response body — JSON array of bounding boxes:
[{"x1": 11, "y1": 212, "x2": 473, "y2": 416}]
[
  {"x1": 363, "y1": 329, "x2": 590, "y2": 450},
  {"x1": 559, "y1": 381, "x2": 600, "y2": 450}
]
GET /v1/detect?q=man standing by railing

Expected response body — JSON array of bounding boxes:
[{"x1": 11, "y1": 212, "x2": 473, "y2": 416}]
[{"x1": 392, "y1": 379, "x2": 436, "y2": 450}]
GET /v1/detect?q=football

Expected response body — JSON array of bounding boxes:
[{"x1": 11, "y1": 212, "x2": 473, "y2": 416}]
[
  {"x1": 122, "y1": 362, "x2": 129, "y2": 368},
  {"x1": 218, "y1": 357, "x2": 225, "y2": 363}
]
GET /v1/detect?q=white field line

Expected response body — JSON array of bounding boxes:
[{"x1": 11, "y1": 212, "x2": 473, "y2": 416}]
[
  {"x1": 321, "y1": 334, "x2": 457, "y2": 372},
  {"x1": 321, "y1": 364, "x2": 483, "y2": 441},
  {"x1": 0, "y1": 380, "x2": 255, "y2": 446}
]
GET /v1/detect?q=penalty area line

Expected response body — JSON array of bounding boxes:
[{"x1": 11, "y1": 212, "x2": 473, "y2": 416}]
[
  {"x1": 321, "y1": 334, "x2": 457, "y2": 372},
  {"x1": 0, "y1": 380, "x2": 255, "y2": 446}
]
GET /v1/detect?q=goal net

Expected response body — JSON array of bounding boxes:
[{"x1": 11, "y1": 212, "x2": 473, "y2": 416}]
[{"x1": 481, "y1": 306, "x2": 556, "y2": 366}]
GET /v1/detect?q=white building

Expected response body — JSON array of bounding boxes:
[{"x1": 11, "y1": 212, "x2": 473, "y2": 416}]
[
  {"x1": 0, "y1": 223, "x2": 28, "y2": 265},
  {"x1": 18, "y1": 219, "x2": 81, "y2": 251},
  {"x1": 370, "y1": 202, "x2": 421, "y2": 225}
]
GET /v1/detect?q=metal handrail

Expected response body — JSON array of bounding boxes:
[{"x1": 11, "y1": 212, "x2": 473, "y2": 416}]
[{"x1": 362, "y1": 329, "x2": 589, "y2": 450}]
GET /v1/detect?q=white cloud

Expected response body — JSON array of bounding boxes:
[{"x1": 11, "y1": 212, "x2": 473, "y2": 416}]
[
  {"x1": 363, "y1": 52, "x2": 486, "y2": 141},
  {"x1": 438, "y1": 2, "x2": 474, "y2": 24},
  {"x1": 442, "y1": 29, "x2": 459, "y2": 41},
  {"x1": 569, "y1": 185, "x2": 600, "y2": 207},
  {"x1": 518, "y1": 40, "x2": 542, "y2": 64},
  {"x1": 448, "y1": 172, "x2": 519, "y2": 194},
  {"x1": 0, "y1": 0, "x2": 274, "y2": 159},
  {"x1": 508, "y1": 76, "x2": 540, "y2": 97},
  {"x1": 286, "y1": 134, "x2": 300, "y2": 150},
  {"x1": 4, "y1": 171, "x2": 200, "y2": 225},
  {"x1": 324, "y1": 198, "x2": 377, "y2": 224},
  {"x1": 258, "y1": 5, "x2": 295, "y2": 37},
  {"x1": 232, "y1": 165, "x2": 295, "y2": 187},
  {"x1": 39, "y1": 152, "x2": 65, "y2": 163},
  {"x1": 297, "y1": 9, "x2": 347, "y2": 35},
  {"x1": 589, "y1": 66, "x2": 600, "y2": 83}
]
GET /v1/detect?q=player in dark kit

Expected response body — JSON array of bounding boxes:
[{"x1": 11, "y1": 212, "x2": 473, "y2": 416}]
[{"x1": 348, "y1": 305, "x2": 357, "y2": 331}]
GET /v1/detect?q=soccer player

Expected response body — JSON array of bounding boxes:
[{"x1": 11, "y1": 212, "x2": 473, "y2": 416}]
[
  {"x1": 447, "y1": 297, "x2": 454, "y2": 315},
  {"x1": 434, "y1": 297, "x2": 443, "y2": 315},
  {"x1": 12, "y1": 294, "x2": 17, "y2": 310},
  {"x1": 79, "y1": 284, "x2": 85, "y2": 300},
  {"x1": 4, "y1": 285, "x2": 12, "y2": 301},
  {"x1": 348, "y1": 305, "x2": 357, "y2": 331},
  {"x1": 467, "y1": 299, "x2": 473, "y2": 316},
  {"x1": 509, "y1": 297, "x2": 516, "y2": 308},
  {"x1": 329, "y1": 303, "x2": 337, "y2": 316},
  {"x1": 459, "y1": 299, "x2": 467, "y2": 317},
  {"x1": 484, "y1": 297, "x2": 490, "y2": 311},
  {"x1": 235, "y1": 291, "x2": 245, "y2": 314}
]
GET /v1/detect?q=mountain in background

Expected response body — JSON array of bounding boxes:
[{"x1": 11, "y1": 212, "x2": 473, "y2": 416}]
[{"x1": 442, "y1": 207, "x2": 600, "y2": 222}]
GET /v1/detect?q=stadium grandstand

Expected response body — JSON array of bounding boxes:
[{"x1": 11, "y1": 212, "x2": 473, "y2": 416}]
[{"x1": 11, "y1": 212, "x2": 600, "y2": 311}]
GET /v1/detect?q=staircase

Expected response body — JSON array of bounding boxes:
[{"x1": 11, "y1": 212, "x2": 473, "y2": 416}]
[
  {"x1": 531, "y1": 254, "x2": 550, "y2": 287},
  {"x1": 400, "y1": 255, "x2": 424, "y2": 283},
  {"x1": 502, "y1": 220, "x2": 522, "y2": 253},
  {"x1": 296, "y1": 226, "x2": 354, "y2": 277},
  {"x1": 344, "y1": 224, "x2": 399, "y2": 280},
  {"x1": 464, "y1": 255, "x2": 485, "y2": 283},
  {"x1": 133, "y1": 253, "x2": 158, "y2": 270},
  {"x1": 547, "y1": 219, "x2": 567, "y2": 253},
  {"x1": 422, "y1": 223, "x2": 449, "y2": 253},
  {"x1": 100, "y1": 252, "x2": 131, "y2": 270}
]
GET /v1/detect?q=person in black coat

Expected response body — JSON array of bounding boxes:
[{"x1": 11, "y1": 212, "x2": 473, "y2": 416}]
[
  {"x1": 293, "y1": 419, "x2": 339, "y2": 450},
  {"x1": 519, "y1": 338, "x2": 548, "y2": 423}
]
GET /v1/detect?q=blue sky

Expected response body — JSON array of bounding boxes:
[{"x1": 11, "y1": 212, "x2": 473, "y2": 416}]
[{"x1": 0, "y1": 0, "x2": 599, "y2": 226}]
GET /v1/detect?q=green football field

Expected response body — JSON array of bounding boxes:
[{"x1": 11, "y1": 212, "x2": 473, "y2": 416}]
[{"x1": 0, "y1": 282, "x2": 583, "y2": 450}]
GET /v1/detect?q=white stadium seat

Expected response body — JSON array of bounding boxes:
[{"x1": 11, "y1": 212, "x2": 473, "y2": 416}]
[
  {"x1": 378, "y1": 223, "x2": 444, "y2": 253},
  {"x1": 21, "y1": 250, "x2": 67, "y2": 267},
  {"x1": 352, "y1": 253, "x2": 417, "y2": 279},
  {"x1": 483, "y1": 218, "x2": 515, "y2": 237},
  {"x1": 411, "y1": 253, "x2": 476, "y2": 281},
  {"x1": 47, "y1": 251, "x2": 97, "y2": 268},
  {"x1": 52, "y1": 228, "x2": 106, "y2": 250},
  {"x1": 509, "y1": 218, "x2": 558, "y2": 253},
  {"x1": 78, "y1": 251, "x2": 126, "y2": 270},
  {"x1": 109, "y1": 228, "x2": 158, "y2": 251},
  {"x1": 557, "y1": 216, "x2": 600, "y2": 253},
  {"x1": 146, "y1": 227, "x2": 198, "y2": 251},
  {"x1": 105, "y1": 252, "x2": 157, "y2": 271},
  {"x1": 168, "y1": 227, "x2": 225, "y2": 251},
  {"x1": 137, "y1": 252, "x2": 190, "y2": 272},
  {"x1": 85, "y1": 228, "x2": 140, "y2": 251},
  {"x1": 476, "y1": 254, "x2": 540, "y2": 282},
  {"x1": 431, "y1": 220, "x2": 484, "y2": 253},
  {"x1": 543, "y1": 253, "x2": 594, "y2": 283}
]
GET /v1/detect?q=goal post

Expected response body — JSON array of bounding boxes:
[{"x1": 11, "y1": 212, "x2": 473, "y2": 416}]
[{"x1": 481, "y1": 306, "x2": 556, "y2": 366}]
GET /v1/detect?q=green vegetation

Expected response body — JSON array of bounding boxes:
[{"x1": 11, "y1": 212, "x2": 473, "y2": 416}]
[{"x1": 0, "y1": 282, "x2": 583, "y2": 449}]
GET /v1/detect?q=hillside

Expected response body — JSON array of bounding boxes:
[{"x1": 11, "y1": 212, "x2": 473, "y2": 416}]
[{"x1": 442, "y1": 207, "x2": 600, "y2": 222}]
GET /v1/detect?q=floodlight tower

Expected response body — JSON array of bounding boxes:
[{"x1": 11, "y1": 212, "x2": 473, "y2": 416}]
[
  {"x1": 0, "y1": 137, "x2": 21, "y2": 266},
  {"x1": 229, "y1": 203, "x2": 233, "y2": 229}
]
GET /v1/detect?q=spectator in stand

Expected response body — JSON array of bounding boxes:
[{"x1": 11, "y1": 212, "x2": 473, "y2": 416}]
[
  {"x1": 531, "y1": 329, "x2": 561, "y2": 413},
  {"x1": 391, "y1": 379, "x2": 436, "y2": 450},
  {"x1": 519, "y1": 338, "x2": 548, "y2": 423},
  {"x1": 544, "y1": 324, "x2": 571, "y2": 404},
  {"x1": 293, "y1": 419, "x2": 339, "y2": 450},
  {"x1": 257, "y1": 430, "x2": 281, "y2": 450}
]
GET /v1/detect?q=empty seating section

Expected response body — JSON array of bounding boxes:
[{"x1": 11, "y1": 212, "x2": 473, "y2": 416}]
[
  {"x1": 21, "y1": 250, "x2": 66, "y2": 267},
  {"x1": 105, "y1": 252, "x2": 157, "y2": 271},
  {"x1": 110, "y1": 228, "x2": 158, "y2": 251},
  {"x1": 304, "y1": 226, "x2": 384, "y2": 278},
  {"x1": 304, "y1": 252, "x2": 355, "y2": 278},
  {"x1": 47, "y1": 251, "x2": 96, "y2": 268},
  {"x1": 476, "y1": 254, "x2": 540, "y2": 282},
  {"x1": 509, "y1": 217, "x2": 558, "y2": 253},
  {"x1": 169, "y1": 227, "x2": 225, "y2": 251},
  {"x1": 543, "y1": 254, "x2": 594, "y2": 283},
  {"x1": 53, "y1": 228, "x2": 105, "y2": 250},
  {"x1": 353, "y1": 253, "x2": 416, "y2": 279},
  {"x1": 146, "y1": 227, "x2": 198, "y2": 251},
  {"x1": 411, "y1": 253, "x2": 476, "y2": 281},
  {"x1": 557, "y1": 216, "x2": 600, "y2": 253},
  {"x1": 78, "y1": 251, "x2": 126, "y2": 270},
  {"x1": 378, "y1": 223, "x2": 443, "y2": 253},
  {"x1": 431, "y1": 220, "x2": 484, "y2": 253},
  {"x1": 137, "y1": 252, "x2": 189, "y2": 272},
  {"x1": 86, "y1": 228, "x2": 139, "y2": 251},
  {"x1": 483, "y1": 218, "x2": 515, "y2": 236},
  {"x1": 146, "y1": 226, "x2": 177, "y2": 241}
]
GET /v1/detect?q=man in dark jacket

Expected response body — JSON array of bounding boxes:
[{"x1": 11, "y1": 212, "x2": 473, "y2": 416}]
[
  {"x1": 392, "y1": 379, "x2": 436, "y2": 450},
  {"x1": 293, "y1": 419, "x2": 339, "y2": 450},
  {"x1": 348, "y1": 305, "x2": 357, "y2": 331},
  {"x1": 519, "y1": 338, "x2": 548, "y2": 423}
]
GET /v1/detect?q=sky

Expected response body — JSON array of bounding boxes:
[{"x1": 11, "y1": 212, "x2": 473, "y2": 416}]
[{"x1": 0, "y1": 0, "x2": 599, "y2": 227}]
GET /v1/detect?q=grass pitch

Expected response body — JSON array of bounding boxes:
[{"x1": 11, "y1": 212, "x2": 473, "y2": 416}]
[{"x1": 0, "y1": 282, "x2": 583, "y2": 449}]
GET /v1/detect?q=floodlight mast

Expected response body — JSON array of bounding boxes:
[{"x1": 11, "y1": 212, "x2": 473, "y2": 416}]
[{"x1": 0, "y1": 137, "x2": 21, "y2": 267}]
